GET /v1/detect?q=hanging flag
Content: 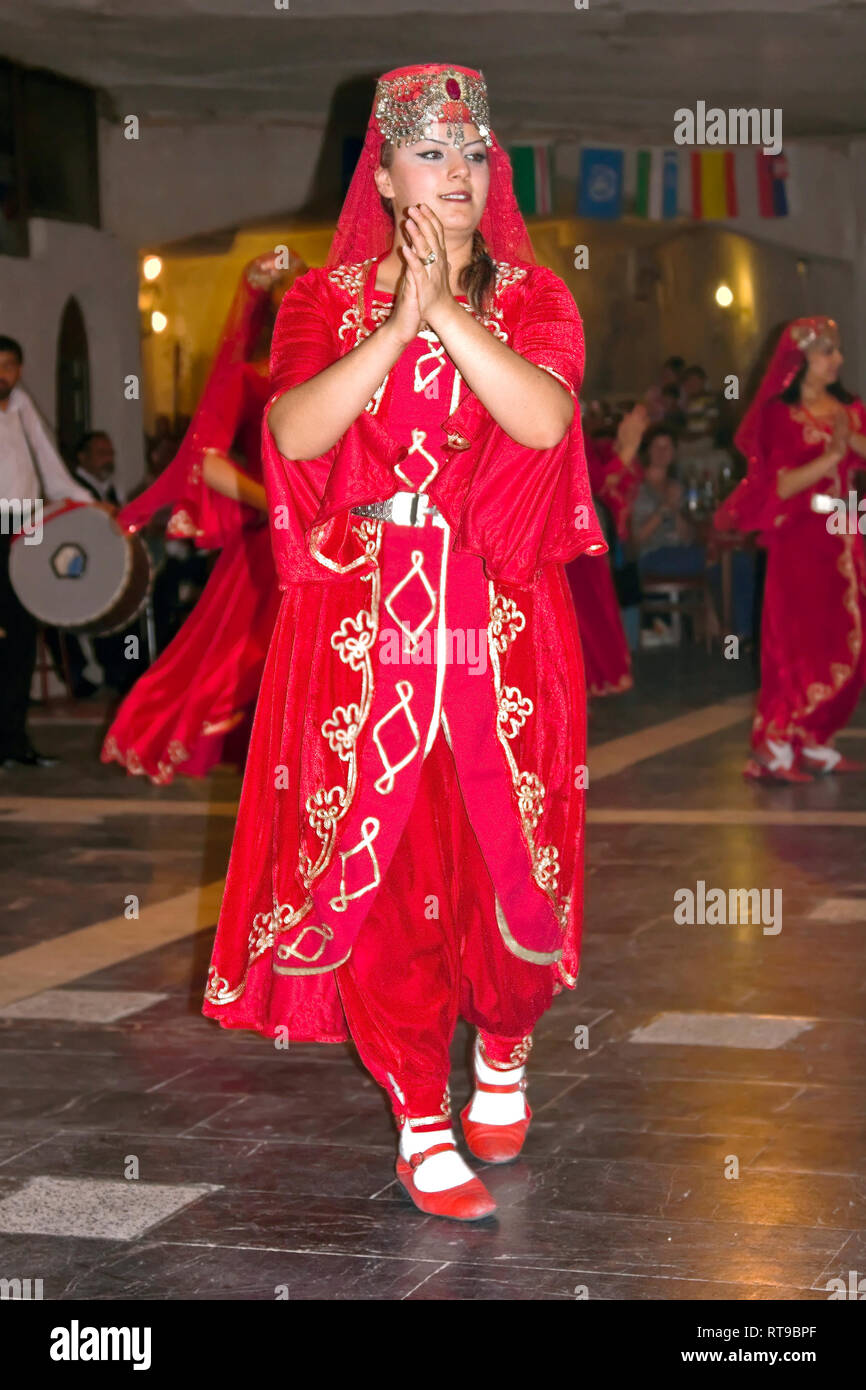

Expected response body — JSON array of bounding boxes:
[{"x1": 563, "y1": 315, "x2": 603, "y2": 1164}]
[
  {"x1": 690, "y1": 150, "x2": 738, "y2": 219},
  {"x1": 509, "y1": 144, "x2": 552, "y2": 215},
  {"x1": 578, "y1": 147, "x2": 624, "y2": 220},
  {"x1": 633, "y1": 149, "x2": 680, "y2": 219},
  {"x1": 662, "y1": 149, "x2": 680, "y2": 218},
  {"x1": 756, "y1": 151, "x2": 789, "y2": 217}
]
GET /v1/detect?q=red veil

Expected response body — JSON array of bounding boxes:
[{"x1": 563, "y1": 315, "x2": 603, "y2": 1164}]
[
  {"x1": 715, "y1": 316, "x2": 839, "y2": 541},
  {"x1": 328, "y1": 63, "x2": 536, "y2": 269},
  {"x1": 121, "y1": 255, "x2": 306, "y2": 548}
]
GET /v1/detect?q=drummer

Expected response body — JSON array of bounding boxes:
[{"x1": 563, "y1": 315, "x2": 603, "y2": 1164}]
[{"x1": 0, "y1": 334, "x2": 93, "y2": 768}]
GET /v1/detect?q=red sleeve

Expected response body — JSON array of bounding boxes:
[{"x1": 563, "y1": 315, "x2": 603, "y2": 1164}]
[
  {"x1": 263, "y1": 268, "x2": 404, "y2": 582},
  {"x1": 429, "y1": 266, "x2": 606, "y2": 587}
]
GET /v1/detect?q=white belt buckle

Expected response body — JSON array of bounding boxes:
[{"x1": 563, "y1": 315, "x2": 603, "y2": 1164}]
[{"x1": 390, "y1": 490, "x2": 417, "y2": 526}]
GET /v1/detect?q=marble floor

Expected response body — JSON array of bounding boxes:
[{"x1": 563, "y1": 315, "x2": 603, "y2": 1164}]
[{"x1": 1, "y1": 646, "x2": 865, "y2": 1301}]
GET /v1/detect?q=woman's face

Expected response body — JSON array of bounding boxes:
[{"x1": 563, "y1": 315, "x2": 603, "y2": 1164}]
[
  {"x1": 375, "y1": 120, "x2": 490, "y2": 240},
  {"x1": 647, "y1": 434, "x2": 675, "y2": 481},
  {"x1": 805, "y1": 339, "x2": 844, "y2": 386}
]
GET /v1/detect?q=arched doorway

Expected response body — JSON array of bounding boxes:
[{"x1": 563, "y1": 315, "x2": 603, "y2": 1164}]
[{"x1": 56, "y1": 296, "x2": 90, "y2": 465}]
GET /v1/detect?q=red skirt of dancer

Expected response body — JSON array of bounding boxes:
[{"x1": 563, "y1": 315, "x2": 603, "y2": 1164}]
[
  {"x1": 754, "y1": 512, "x2": 866, "y2": 751},
  {"x1": 202, "y1": 257, "x2": 607, "y2": 1078},
  {"x1": 102, "y1": 522, "x2": 279, "y2": 784}
]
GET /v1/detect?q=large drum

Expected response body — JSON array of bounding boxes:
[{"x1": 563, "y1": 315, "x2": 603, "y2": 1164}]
[{"x1": 9, "y1": 501, "x2": 152, "y2": 636}]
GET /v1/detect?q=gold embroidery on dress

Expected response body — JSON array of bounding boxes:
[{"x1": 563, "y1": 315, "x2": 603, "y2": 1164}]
[
  {"x1": 211, "y1": 260, "x2": 540, "y2": 1000},
  {"x1": 322, "y1": 704, "x2": 362, "y2": 759},
  {"x1": 393, "y1": 427, "x2": 441, "y2": 493},
  {"x1": 478, "y1": 1033, "x2": 533, "y2": 1070},
  {"x1": 275, "y1": 922, "x2": 334, "y2": 964},
  {"x1": 372, "y1": 679, "x2": 421, "y2": 793},
  {"x1": 765, "y1": 531, "x2": 863, "y2": 742},
  {"x1": 498, "y1": 685, "x2": 534, "y2": 739},
  {"x1": 384, "y1": 548, "x2": 437, "y2": 652},
  {"x1": 103, "y1": 734, "x2": 190, "y2": 787},
  {"x1": 310, "y1": 518, "x2": 382, "y2": 574},
  {"x1": 413, "y1": 331, "x2": 447, "y2": 393},
  {"x1": 328, "y1": 816, "x2": 381, "y2": 912},
  {"x1": 489, "y1": 593, "x2": 526, "y2": 652},
  {"x1": 487, "y1": 583, "x2": 569, "y2": 933}
]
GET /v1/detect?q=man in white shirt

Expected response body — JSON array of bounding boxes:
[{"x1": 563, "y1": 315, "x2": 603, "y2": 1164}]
[{"x1": 0, "y1": 334, "x2": 92, "y2": 767}]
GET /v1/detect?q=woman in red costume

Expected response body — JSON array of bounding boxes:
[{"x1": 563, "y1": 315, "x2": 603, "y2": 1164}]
[
  {"x1": 202, "y1": 64, "x2": 605, "y2": 1221},
  {"x1": 715, "y1": 317, "x2": 866, "y2": 781},
  {"x1": 102, "y1": 253, "x2": 305, "y2": 785},
  {"x1": 565, "y1": 404, "x2": 646, "y2": 696}
]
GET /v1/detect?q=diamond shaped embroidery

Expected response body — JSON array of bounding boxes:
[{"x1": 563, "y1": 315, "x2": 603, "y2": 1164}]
[{"x1": 384, "y1": 549, "x2": 436, "y2": 652}]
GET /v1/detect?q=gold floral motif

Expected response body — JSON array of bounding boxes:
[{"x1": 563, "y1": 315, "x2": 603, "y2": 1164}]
[
  {"x1": 322, "y1": 704, "x2": 362, "y2": 759},
  {"x1": 306, "y1": 786, "x2": 346, "y2": 838},
  {"x1": 498, "y1": 684, "x2": 534, "y2": 739},
  {"x1": 516, "y1": 771, "x2": 544, "y2": 829},
  {"x1": 205, "y1": 964, "x2": 245, "y2": 1005},
  {"x1": 489, "y1": 593, "x2": 526, "y2": 652},
  {"x1": 487, "y1": 582, "x2": 568, "y2": 935},
  {"x1": 350, "y1": 518, "x2": 382, "y2": 560},
  {"x1": 247, "y1": 900, "x2": 301, "y2": 959},
  {"x1": 534, "y1": 844, "x2": 561, "y2": 895},
  {"x1": 331, "y1": 609, "x2": 377, "y2": 669}
]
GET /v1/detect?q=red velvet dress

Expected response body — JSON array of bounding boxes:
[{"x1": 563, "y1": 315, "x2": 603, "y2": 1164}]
[
  {"x1": 202, "y1": 258, "x2": 605, "y2": 1120},
  {"x1": 751, "y1": 397, "x2": 866, "y2": 750},
  {"x1": 565, "y1": 437, "x2": 635, "y2": 696},
  {"x1": 102, "y1": 363, "x2": 280, "y2": 784}
]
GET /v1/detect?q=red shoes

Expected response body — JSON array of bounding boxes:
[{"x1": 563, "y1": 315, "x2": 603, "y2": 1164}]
[
  {"x1": 800, "y1": 746, "x2": 865, "y2": 775},
  {"x1": 744, "y1": 739, "x2": 813, "y2": 783},
  {"x1": 743, "y1": 757, "x2": 813, "y2": 784},
  {"x1": 460, "y1": 1075, "x2": 532, "y2": 1164},
  {"x1": 396, "y1": 1141, "x2": 497, "y2": 1221},
  {"x1": 745, "y1": 740, "x2": 865, "y2": 782}
]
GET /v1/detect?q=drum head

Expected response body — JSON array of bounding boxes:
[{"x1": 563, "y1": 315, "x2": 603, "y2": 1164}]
[{"x1": 9, "y1": 504, "x2": 147, "y2": 633}]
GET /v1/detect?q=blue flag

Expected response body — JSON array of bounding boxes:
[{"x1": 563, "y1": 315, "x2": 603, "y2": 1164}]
[
  {"x1": 662, "y1": 150, "x2": 679, "y2": 218},
  {"x1": 578, "y1": 148, "x2": 624, "y2": 220}
]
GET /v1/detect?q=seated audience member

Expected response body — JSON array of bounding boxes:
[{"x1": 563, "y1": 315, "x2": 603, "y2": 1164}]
[
  {"x1": 632, "y1": 426, "x2": 755, "y2": 638},
  {"x1": 631, "y1": 426, "x2": 702, "y2": 573}
]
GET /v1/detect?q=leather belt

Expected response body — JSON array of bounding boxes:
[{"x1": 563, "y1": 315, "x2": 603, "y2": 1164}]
[{"x1": 352, "y1": 490, "x2": 446, "y2": 528}]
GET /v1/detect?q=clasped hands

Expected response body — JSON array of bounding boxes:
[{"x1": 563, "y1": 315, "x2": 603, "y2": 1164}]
[{"x1": 387, "y1": 204, "x2": 458, "y2": 346}]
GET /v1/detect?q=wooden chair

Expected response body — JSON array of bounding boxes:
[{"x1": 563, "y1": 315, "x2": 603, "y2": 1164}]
[{"x1": 638, "y1": 574, "x2": 720, "y2": 652}]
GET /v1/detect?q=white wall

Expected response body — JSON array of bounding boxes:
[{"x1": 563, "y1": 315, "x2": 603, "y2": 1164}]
[
  {"x1": 0, "y1": 220, "x2": 145, "y2": 496},
  {"x1": 99, "y1": 120, "x2": 322, "y2": 249}
]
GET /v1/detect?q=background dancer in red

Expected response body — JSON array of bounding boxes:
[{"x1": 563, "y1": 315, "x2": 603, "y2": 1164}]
[
  {"x1": 102, "y1": 252, "x2": 306, "y2": 784},
  {"x1": 566, "y1": 403, "x2": 646, "y2": 696},
  {"x1": 202, "y1": 64, "x2": 605, "y2": 1221},
  {"x1": 716, "y1": 317, "x2": 866, "y2": 782}
]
